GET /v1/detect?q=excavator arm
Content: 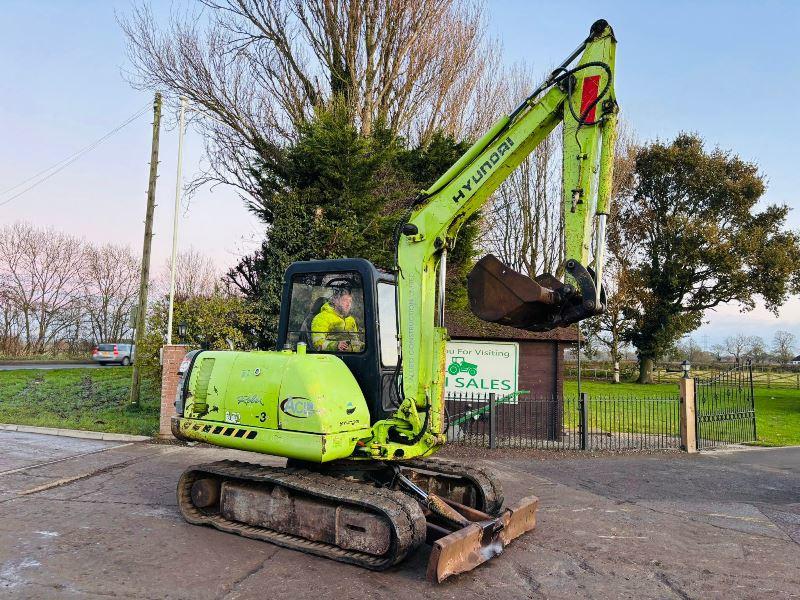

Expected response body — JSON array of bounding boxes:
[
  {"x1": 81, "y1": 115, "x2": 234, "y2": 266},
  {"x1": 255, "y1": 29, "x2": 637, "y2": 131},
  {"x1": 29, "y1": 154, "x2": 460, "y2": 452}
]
[{"x1": 369, "y1": 19, "x2": 618, "y2": 458}]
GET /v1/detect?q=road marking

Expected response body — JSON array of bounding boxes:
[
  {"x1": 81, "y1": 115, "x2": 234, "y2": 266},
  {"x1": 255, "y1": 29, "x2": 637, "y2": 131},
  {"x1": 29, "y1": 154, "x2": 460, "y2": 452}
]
[
  {"x1": 15, "y1": 450, "x2": 171, "y2": 496},
  {"x1": 19, "y1": 473, "x2": 100, "y2": 495}
]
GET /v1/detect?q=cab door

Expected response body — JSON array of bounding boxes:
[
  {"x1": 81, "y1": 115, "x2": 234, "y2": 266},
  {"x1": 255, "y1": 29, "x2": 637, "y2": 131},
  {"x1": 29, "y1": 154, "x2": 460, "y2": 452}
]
[{"x1": 376, "y1": 278, "x2": 401, "y2": 415}]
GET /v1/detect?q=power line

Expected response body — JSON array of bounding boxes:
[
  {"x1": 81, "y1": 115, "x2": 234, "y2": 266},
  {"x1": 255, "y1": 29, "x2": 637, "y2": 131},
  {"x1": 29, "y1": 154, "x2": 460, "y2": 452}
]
[
  {"x1": 0, "y1": 101, "x2": 151, "y2": 197},
  {"x1": 0, "y1": 102, "x2": 153, "y2": 208}
]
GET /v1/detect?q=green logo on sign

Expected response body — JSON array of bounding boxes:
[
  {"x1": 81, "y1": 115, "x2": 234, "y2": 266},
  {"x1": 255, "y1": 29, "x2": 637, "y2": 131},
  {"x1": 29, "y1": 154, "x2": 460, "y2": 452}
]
[{"x1": 448, "y1": 356, "x2": 478, "y2": 377}]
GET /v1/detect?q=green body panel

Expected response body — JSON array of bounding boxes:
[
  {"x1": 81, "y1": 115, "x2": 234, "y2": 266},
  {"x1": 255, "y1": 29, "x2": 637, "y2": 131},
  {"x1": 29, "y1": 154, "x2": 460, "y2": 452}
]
[{"x1": 178, "y1": 348, "x2": 372, "y2": 462}]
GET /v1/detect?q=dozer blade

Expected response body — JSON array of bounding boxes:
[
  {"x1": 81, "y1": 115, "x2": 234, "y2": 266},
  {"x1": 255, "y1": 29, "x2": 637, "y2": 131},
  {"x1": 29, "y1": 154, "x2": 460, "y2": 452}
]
[
  {"x1": 467, "y1": 254, "x2": 604, "y2": 332},
  {"x1": 426, "y1": 495, "x2": 539, "y2": 583}
]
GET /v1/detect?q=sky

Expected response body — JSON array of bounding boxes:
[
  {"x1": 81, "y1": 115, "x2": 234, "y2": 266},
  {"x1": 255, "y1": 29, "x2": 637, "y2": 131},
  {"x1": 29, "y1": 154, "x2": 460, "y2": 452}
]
[{"x1": 0, "y1": 0, "x2": 798, "y2": 348}]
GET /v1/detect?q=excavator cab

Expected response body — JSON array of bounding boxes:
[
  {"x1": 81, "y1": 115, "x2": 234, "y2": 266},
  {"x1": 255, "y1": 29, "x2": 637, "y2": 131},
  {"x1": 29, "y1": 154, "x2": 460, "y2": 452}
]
[{"x1": 276, "y1": 259, "x2": 401, "y2": 424}]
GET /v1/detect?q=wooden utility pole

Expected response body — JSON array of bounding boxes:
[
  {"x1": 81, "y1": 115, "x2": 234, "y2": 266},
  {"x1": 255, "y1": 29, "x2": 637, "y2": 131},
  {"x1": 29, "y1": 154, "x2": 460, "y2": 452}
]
[{"x1": 130, "y1": 92, "x2": 162, "y2": 406}]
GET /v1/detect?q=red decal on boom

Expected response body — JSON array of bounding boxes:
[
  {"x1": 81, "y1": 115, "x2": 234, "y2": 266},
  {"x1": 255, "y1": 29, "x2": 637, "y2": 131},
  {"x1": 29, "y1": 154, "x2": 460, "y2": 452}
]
[{"x1": 579, "y1": 75, "x2": 601, "y2": 123}]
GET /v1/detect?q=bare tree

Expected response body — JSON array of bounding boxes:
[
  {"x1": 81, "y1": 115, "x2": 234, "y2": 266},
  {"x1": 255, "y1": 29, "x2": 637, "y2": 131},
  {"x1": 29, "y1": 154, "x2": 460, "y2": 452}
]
[
  {"x1": 723, "y1": 333, "x2": 749, "y2": 363},
  {"x1": 120, "y1": 0, "x2": 498, "y2": 209},
  {"x1": 744, "y1": 335, "x2": 767, "y2": 363},
  {"x1": 594, "y1": 254, "x2": 634, "y2": 367},
  {"x1": 0, "y1": 284, "x2": 23, "y2": 356},
  {"x1": 155, "y1": 248, "x2": 220, "y2": 300},
  {"x1": 772, "y1": 330, "x2": 796, "y2": 365},
  {"x1": 480, "y1": 64, "x2": 562, "y2": 277},
  {"x1": 0, "y1": 223, "x2": 86, "y2": 353},
  {"x1": 83, "y1": 243, "x2": 140, "y2": 343}
]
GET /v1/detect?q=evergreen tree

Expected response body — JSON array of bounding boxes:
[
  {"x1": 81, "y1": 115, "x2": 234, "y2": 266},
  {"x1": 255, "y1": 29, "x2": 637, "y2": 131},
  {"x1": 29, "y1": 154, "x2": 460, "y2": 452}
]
[{"x1": 227, "y1": 109, "x2": 478, "y2": 347}]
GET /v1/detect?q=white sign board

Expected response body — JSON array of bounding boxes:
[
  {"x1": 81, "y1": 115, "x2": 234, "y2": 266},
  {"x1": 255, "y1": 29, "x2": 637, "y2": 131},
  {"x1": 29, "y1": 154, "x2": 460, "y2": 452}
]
[{"x1": 445, "y1": 340, "x2": 519, "y2": 400}]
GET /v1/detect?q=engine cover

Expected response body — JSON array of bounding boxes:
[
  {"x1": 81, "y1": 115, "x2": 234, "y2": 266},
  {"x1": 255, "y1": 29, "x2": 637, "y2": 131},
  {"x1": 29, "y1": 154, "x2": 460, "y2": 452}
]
[{"x1": 173, "y1": 349, "x2": 372, "y2": 462}]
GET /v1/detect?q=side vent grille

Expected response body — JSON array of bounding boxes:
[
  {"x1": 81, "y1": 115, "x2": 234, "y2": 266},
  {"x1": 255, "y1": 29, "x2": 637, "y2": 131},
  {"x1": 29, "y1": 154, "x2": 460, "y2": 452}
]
[{"x1": 195, "y1": 358, "x2": 215, "y2": 403}]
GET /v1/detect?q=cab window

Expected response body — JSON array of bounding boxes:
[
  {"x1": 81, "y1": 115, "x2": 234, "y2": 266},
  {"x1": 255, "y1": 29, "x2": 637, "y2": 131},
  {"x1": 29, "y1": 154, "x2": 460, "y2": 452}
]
[
  {"x1": 286, "y1": 272, "x2": 366, "y2": 353},
  {"x1": 377, "y1": 282, "x2": 399, "y2": 367}
]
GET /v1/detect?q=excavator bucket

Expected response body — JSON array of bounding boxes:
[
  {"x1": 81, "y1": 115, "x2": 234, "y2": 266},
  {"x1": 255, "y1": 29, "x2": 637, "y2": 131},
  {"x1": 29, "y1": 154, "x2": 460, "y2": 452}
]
[
  {"x1": 467, "y1": 254, "x2": 604, "y2": 332},
  {"x1": 425, "y1": 495, "x2": 539, "y2": 583}
]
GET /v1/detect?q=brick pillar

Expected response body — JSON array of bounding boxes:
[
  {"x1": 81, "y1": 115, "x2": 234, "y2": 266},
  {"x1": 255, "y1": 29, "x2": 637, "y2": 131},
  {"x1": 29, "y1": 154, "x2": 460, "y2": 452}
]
[
  {"x1": 679, "y1": 377, "x2": 697, "y2": 453},
  {"x1": 160, "y1": 345, "x2": 191, "y2": 438}
]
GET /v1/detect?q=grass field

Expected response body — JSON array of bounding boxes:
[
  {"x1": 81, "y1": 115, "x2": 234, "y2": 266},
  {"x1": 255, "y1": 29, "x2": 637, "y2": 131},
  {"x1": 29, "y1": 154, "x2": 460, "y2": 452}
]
[
  {"x1": 0, "y1": 368, "x2": 159, "y2": 436},
  {"x1": 565, "y1": 379, "x2": 800, "y2": 447},
  {"x1": 560, "y1": 380, "x2": 681, "y2": 440}
]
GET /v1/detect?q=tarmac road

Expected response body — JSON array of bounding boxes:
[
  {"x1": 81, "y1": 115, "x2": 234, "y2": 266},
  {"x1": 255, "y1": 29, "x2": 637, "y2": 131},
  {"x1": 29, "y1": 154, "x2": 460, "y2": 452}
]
[{"x1": 0, "y1": 431, "x2": 798, "y2": 599}]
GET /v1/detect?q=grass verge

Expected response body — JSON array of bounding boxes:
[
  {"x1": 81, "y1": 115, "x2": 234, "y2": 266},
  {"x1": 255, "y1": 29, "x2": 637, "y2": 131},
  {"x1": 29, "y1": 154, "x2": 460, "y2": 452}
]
[{"x1": 0, "y1": 367, "x2": 159, "y2": 436}]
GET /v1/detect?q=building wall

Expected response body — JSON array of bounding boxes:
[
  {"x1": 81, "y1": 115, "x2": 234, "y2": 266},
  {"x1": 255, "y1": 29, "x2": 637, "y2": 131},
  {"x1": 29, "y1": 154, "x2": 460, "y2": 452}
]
[{"x1": 518, "y1": 341, "x2": 560, "y2": 398}]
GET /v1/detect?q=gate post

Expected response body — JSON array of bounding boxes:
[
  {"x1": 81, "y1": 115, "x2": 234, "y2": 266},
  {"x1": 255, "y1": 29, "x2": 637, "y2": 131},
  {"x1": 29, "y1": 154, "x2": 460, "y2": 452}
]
[
  {"x1": 159, "y1": 344, "x2": 190, "y2": 438},
  {"x1": 679, "y1": 377, "x2": 697, "y2": 453},
  {"x1": 579, "y1": 392, "x2": 588, "y2": 450},
  {"x1": 749, "y1": 361, "x2": 757, "y2": 442},
  {"x1": 488, "y1": 393, "x2": 497, "y2": 450}
]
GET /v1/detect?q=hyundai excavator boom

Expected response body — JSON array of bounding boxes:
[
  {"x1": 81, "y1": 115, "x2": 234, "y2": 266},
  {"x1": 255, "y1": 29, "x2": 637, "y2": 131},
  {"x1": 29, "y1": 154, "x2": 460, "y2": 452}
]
[{"x1": 171, "y1": 19, "x2": 618, "y2": 582}]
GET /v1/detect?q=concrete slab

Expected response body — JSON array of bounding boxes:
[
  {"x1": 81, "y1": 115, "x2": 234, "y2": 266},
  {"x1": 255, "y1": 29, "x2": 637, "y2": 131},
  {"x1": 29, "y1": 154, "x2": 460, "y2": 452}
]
[
  {"x1": 0, "y1": 432, "x2": 798, "y2": 598},
  {"x1": 0, "y1": 430, "x2": 121, "y2": 474}
]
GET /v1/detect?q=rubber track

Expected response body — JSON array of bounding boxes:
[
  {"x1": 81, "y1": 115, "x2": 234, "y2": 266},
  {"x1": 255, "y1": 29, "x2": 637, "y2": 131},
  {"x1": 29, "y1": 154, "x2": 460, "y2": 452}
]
[
  {"x1": 400, "y1": 457, "x2": 504, "y2": 515},
  {"x1": 177, "y1": 460, "x2": 426, "y2": 570}
]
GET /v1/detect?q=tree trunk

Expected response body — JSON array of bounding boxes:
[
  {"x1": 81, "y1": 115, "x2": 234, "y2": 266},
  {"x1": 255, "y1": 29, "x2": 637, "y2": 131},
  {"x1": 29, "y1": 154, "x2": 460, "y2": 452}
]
[{"x1": 637, "y1": 357, "x2": 654, "y2": 384}]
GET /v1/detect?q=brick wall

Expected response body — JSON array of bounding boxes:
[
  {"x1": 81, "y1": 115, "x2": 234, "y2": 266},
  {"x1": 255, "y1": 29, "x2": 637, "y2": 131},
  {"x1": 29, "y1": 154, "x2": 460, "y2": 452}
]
[{"x1": 159, "y1": 345, "x2": 191, "y2": 438}]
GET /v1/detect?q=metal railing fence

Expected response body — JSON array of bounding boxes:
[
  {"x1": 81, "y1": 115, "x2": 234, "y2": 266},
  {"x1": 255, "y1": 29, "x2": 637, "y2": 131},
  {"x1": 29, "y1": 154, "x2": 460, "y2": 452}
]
[{"x1": 445, "y1": 391, "x2": 681, "y2": 451}]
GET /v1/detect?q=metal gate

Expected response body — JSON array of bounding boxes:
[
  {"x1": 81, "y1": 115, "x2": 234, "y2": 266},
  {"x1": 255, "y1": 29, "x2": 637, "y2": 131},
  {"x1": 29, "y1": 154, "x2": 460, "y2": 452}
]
[{"x1": 694, "y1": 362, "x2": 757, "y2": 449}]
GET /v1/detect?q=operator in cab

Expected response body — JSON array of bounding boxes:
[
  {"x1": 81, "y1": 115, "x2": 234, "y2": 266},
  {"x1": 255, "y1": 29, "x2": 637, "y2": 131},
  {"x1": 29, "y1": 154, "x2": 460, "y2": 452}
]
[{"x1": 310, "y1": 286, "x2": 362, "y2": 352}]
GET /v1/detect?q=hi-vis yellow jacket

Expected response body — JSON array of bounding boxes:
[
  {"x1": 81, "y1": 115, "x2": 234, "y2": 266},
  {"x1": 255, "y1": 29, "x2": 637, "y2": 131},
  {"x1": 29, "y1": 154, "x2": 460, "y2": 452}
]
[{"x1": 310, "y1": 302, "x2": 359, "y2": 351}]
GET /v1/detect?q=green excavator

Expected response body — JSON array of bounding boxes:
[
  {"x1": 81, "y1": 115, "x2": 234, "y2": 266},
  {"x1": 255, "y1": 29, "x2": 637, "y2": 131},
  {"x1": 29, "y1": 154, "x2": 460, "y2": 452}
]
[{"x1": 172, "y1": 19, "x2": 618, "y2": 582}]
